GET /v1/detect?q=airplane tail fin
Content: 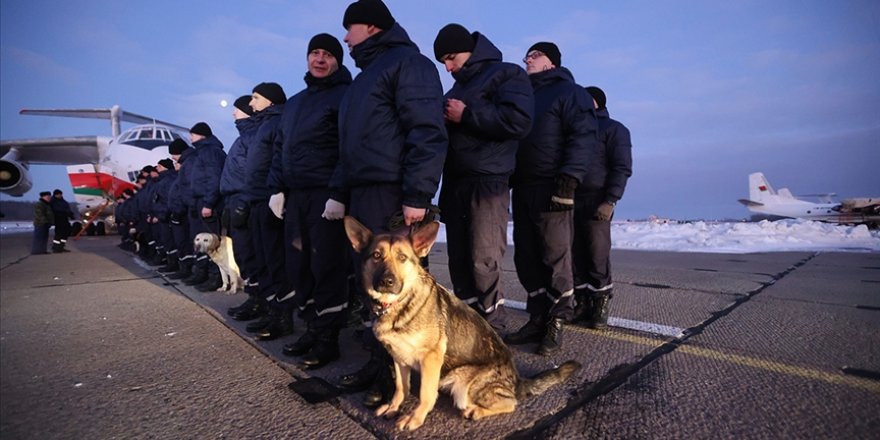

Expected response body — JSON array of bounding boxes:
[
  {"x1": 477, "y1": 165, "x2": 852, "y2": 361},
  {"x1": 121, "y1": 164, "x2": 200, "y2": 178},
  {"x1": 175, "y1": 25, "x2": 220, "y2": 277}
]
[
  {"x1": 20, "y1": 106, "x2": 189, "y2": 138},
  {"x1": 748, "y1": 172, "x2": 776, "y2": 203}
]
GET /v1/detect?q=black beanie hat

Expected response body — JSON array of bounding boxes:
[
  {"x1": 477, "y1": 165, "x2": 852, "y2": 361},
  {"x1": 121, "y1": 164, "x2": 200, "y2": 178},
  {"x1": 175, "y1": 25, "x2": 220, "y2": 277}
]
[
  {"x1": 233, "y1": 95, "x2": 254, "y2": 116},
  {"x1": 40, "y1": 191, "x2": 51, "y2": 197},
  {"x1": 433, "y1": 24, "x2": 475, "y2": 62},
  {"x1": 343, "y1": 0, "x2": 394, "y2": 30},
  {"x1": 252, "y1": 82, "x2": 287, "y2": 105},
  {"x1": 308, "y1": 33, "x2": 344, "y2": 63},
  {"x1": 190, "y1": 122, "x2": 213, "y2": 137},
  {"x1": 585, "y1": 86, "x2": 607, "y2": 110},
  {"x1": 168, "y1": 138, "x2": 188, "y2": 155},
  {"x1": 157, "y1": 158, "x2": 174, "y2": 170},
  {"x1": 53, "y1": 189, "x2": 63, "y2": 195},
  {"x1": 527, "y1": 41, "x2": 561, "y2": 67},
  {"x1": 123, "y1": 188, "x2": 134, "y2": 197}
]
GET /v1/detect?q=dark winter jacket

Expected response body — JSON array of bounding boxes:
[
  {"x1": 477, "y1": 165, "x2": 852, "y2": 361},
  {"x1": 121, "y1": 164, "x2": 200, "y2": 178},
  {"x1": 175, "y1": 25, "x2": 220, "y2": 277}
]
[
  {"x1": 268, "y1": 67, "x2": 352, "y2": 194},
  {"x1": 50, "y1": 196, "x2": 74, "y2": 220},
  {"x1": 34, "y1": 199, "x2": 54, "y2": 226},
  {"x1": 332, "y1": 23, "x2": 448, "y2": 208},
  {"x1": 220, "y1": 117, "x2": 260, "y2": 197},
  {"x1": 577, "y1": 108, "x2": 632, "y2": 203},
  {"x1": 188, "y1": 136, "x2": 227, "y2": 210},
  {"x1": 244, "y1": 105, "x2": 284, "y2": 203},
  {"x1": 512, "y1": 67, "x2": 597, "y2": 187},
  {"x1": 168, "y1": 147, "x2": 195, "y2": 215},
  {"x1": 150, "y1": 169, "x2": 177, "y2": 221},
  {"x1": 443, "y1": 33, "x2": 533, "y2": 180}
]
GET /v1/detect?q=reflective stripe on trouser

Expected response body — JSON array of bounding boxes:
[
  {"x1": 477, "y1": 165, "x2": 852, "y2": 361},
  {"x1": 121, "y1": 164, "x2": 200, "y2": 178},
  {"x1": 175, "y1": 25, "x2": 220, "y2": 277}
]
[
  {"x1": 512, "y1": 183, "x2": 576, "y2": 321},
  {"x1": 440, "y1": 177, "x2": 509, "y2": 326},
  {"x1": 572, "y1": 188, "x2": 613, "y2": 290},
  {"x1": 286, "y1": 188, "x2": 350, "y2": 330}
]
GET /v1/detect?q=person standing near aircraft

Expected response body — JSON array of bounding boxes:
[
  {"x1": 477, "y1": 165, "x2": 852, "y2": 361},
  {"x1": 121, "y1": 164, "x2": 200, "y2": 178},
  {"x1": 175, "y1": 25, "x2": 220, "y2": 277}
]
[
  {"x1": 164, "y1": 139, "x2": 196, "y2": 278},
  {"x1": 50, "y1": 189, "x2": 74, "y2": 253},
  {"x1": 332, "y1": 0, "x2": 448, "y2": 406},
  {"x1": 431, "y1": 23, "x2": 533, "y2": 332},
  {"x1": 571, "y1": 86, "x2": 632, "y2": 328},
  {"x1": 182, "y1": 122, "x2": 226, "y2": 287},
  {"x1": 31, "y1": 191, "x2": 55, "y2": 255},
  {"x1": 148, "y1": 159, "x2": 178, "y2": 268},
  {"x1": 234, "y1": 83, "x2": 293, "y2": 342},
  {"x1": 504, "y1": 42, "x2": 598, "y2": 356},
  {"x1": 223, "y1": 96, "x2": 263, "y2": 315},
  {"x1": 267, "y1": 33, "x2": 352, "y2": 369}
]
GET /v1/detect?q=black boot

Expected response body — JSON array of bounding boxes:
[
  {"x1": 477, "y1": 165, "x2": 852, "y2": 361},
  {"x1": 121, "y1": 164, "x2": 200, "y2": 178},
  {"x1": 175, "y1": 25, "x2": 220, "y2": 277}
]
[
  {"x1": 52, "y1": 242, "x2": 64, "y2": 253},
  {"x1": 255, "y1": 310, "x2": 294, "y2": 341},
  {"x1": 338, "y1": 349, "x2": 383, "y2": 391},
  {"x1": 584, "y1": 291, "x2": 613, "y2": 329},
  {"x1": 246, "y1": 307, "x2": 276, "y2": 333},
  {"x1": 537, "y1": 317, "x2": 565, "y2": 356},
  {"x1": 504, "y1": 314, "x2": 548, "y2": 345},
  {"x1": 283, "y1": 326, "x2": 317, "y2": 357},
  {"x1": 228, "y1": 296, "x2": 255, "y2": 317},
  {"x1": 158, "y1": 254, "x2": 179, "y2": 274},
  {"x1": 232, "y1": 297, "x2": 266, "y2": 321},
  {"x1": 301, "y1": 328, "x2": 341, "y2": 369},
  {"x1": 572, "y1": 287, "x2": 593, "y2": 324},
  {"x1": 195, "y1": 263, "x2": 223, "y2": 292},
  {"x1": 182, "y1": 255, "x2": 210, "y2": 285},
  {"x1": 363, "y1": 358, "x2": 395, "y2": 408},
  {"x1": 167, "y1": 258, "x2": 194, "y2": 280},
  {"x1": 147, "y1": 247, "x2": 166, "y2": 266}
]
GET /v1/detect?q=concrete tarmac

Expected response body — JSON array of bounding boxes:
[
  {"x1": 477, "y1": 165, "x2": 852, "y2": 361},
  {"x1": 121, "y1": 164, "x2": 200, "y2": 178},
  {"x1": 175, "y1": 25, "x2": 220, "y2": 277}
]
[{"x1": 1, "y1": 232, "x2": 878, "y2": 439}]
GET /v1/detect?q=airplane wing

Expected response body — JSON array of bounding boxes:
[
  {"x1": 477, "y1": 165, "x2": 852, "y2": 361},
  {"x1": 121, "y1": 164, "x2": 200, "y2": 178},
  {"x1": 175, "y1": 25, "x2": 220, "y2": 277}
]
[
  {"x1": 21, "y1": 107, "x2": 191, "y2": 135},
  {"x1": 0, "y1": 137, "x2": 100, "y2": 165}
]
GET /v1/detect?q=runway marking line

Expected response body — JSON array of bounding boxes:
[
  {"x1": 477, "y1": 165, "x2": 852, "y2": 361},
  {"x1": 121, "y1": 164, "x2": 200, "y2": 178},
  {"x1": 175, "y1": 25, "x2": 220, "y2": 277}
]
[{"x1": 578, "y1": 329, "x2": 880, "y2": 394}]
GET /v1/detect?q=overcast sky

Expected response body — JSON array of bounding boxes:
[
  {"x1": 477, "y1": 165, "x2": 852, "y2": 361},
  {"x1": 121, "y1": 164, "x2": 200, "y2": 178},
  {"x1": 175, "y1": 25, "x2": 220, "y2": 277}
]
[{"x1": 1, "y1": 0, "x2": 878, "y2": 220}]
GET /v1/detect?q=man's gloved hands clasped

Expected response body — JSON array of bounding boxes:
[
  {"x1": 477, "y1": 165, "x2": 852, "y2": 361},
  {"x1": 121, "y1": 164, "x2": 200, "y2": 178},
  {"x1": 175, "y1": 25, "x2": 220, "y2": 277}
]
[
  {"x1": 268, "y1": 192, "x2": 285, "y2": 219},
  {"x1": 550, "y1": 174, "x2": 578, "y2": 211},
  {"x1": 321, "y1": 199, "x2": 345, "y2": 220},
  {"x1": 595, "y1": 201, "x2": 615, "y2": 221}
]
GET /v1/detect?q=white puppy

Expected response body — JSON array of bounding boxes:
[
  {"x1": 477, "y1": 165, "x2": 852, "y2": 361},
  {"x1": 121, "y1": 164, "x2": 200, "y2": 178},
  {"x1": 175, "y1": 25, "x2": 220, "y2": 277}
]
[{"x1": 193, "y1": 232, "x2": 243, "y2": 293}]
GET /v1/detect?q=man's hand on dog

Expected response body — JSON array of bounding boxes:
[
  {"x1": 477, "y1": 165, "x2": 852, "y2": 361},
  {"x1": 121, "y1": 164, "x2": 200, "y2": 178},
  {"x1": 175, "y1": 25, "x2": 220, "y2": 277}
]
[{"x1": 402, "y1": 205, "x2": 426, "y2": 226}]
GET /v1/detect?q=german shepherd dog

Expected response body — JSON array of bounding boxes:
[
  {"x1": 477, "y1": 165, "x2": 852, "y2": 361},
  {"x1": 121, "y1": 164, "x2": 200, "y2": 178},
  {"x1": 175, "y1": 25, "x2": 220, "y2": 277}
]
[{"x1": 343, "y1": 216, "x2": 581, "y2": 431}]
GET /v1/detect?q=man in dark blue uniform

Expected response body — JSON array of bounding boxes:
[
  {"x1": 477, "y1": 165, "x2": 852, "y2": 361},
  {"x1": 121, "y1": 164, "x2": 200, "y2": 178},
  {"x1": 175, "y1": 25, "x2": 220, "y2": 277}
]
[
  {"x1": 572, "y1": 86, "x2": 632, "y2": 328},
  {"x1": 432, "y1": 23, "x2": 533, "y2": 332},
  {"x1": 332, "y1": 0, "x2": 447, "y2": 406},
  {"x1": 50, "y1": 189, "x2": 74, "y2": 252}
]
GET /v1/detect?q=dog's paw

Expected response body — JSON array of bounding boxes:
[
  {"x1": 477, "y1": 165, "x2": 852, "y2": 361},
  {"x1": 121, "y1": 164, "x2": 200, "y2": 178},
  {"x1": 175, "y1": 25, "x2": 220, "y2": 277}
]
[
  {"x1": 395, "y1": 412, "x2": 425, "y2": 431},
  {"x1": 375, "y1": 403, "x2": 398, "y2": 418},
  {"x1": 462, "y1": 406, "x2": 486, "y2": 420}
]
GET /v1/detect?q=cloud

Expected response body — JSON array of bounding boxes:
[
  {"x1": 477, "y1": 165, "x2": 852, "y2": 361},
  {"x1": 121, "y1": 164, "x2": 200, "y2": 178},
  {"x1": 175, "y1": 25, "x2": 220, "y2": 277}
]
[{"x1": 1, "y1": 46, "x2": 81, "y2": 84}]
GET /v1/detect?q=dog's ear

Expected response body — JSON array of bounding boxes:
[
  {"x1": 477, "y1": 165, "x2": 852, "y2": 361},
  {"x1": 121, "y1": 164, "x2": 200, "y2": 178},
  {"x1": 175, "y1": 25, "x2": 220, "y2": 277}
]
[
  {"x1": 410, "y1": 221, "x2": 439, "y2": 258},
  {"x1": 344, "y1": 216, "x2": 373, "y2": 253}
]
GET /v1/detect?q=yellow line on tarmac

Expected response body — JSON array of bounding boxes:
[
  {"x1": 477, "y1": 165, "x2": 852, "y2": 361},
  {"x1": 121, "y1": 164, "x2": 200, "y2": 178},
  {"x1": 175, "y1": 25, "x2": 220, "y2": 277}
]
[{"x1": 580, "y1": 329, "x2": 880, "y2": 394}]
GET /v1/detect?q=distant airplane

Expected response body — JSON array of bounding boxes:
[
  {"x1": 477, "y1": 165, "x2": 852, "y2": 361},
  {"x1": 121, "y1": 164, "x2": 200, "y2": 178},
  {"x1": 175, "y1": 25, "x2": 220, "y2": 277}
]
[
  {"x1": 0, "y1": 106, "x2": 190, "y2": 233},
  {"x1": 738, "y1": 172, "x2": 879, "y2": 228}
]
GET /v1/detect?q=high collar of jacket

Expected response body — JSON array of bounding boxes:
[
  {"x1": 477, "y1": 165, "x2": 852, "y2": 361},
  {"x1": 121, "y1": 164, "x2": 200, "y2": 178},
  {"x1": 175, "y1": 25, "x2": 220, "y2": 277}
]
[
  {"x1": 193, "y1": 135, "x2": 223, "y2": 150},
  {"x1": 252, "y1": 104, "x2": 283, "y2": 121},
  {"x1": 235, "y1": 116, "x2": 259, "y2": 133},
  {"x1": 529, "y1": 66, "x2": 576, "y2": 89},
  {"x1": 304, "y1": 64, "x2": 353, "y2": 90},
  {"x1": 595, "y1": 108, "x2": 609, "y2": 118},
  {"x1": 452, "y1": 32, "x2": 502, "y2": 83},
  {"x1": 350, "y1": 23, "x2": 418, "y2": 69}
]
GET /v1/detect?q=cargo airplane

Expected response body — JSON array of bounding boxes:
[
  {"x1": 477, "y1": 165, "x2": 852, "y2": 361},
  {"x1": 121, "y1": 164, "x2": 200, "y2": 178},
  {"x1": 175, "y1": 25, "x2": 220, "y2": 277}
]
[
  {"x1": 738, "y1": 172, "x2": 879, "y2": 228},
  {"x1": 0, "y1": 106, "x2": 191, "y2": 233}
]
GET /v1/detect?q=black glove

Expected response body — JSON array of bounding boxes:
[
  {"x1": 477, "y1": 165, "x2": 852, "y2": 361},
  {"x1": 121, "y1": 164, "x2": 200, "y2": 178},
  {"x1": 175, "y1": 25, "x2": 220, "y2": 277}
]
[
  {"x1": 550, "y1": 174, "x2": 578, "y2": 211},
  {"x1": 231, "y1": 203, "x2": 250, "y2": 228}
]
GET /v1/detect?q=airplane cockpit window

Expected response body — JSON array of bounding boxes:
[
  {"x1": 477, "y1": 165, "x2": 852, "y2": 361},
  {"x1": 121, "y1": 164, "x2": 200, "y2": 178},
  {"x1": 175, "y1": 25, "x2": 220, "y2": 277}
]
[{"x1": 139, "y1": 130, "x2": 155, "y2": 139}]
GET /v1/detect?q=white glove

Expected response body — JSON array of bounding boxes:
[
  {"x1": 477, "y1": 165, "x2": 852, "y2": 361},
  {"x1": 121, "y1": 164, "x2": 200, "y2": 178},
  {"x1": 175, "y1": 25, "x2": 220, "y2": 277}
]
[
  {"x1": 268, "y1": 192, "x2": 285, "y2": 219},
  {"x1": 322, "y1": 198, "x2": 345, "y2": 220}
]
